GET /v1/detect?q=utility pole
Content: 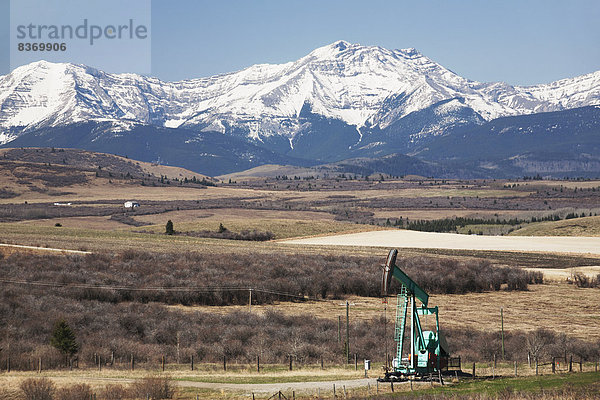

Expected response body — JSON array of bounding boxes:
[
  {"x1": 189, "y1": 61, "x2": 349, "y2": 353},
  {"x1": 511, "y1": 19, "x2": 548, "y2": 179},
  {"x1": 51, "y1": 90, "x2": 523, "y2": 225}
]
[
  {"x1": 346, "y1": 301, "x2": 350, "y2": 364},
  {"x1": 500, "y1": 308, "x2": 505, "y2": 359}
]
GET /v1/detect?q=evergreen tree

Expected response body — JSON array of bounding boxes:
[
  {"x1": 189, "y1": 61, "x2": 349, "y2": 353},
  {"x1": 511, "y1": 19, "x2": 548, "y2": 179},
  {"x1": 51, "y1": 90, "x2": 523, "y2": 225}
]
[
  {"x1": 50, "y1": 319, "x2": 79, "y2": 365},
  {"x1": 165, "y1": 220, "x2": 174, "y2": 235}
]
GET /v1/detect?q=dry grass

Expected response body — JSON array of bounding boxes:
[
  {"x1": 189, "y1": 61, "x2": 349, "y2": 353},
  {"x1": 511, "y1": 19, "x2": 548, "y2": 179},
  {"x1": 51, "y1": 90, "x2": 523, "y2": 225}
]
[
  {"x1": 169, "y1": 282, "x2": 600, "y2": 342},
  {"x1": 510, "y1": 216, "x2": 600, "y2": 237},
  {"x1": 524, "y1": 266, "x2": 600, "y2": 282},
  {"x1": 16, "y1": 216, "x2": 132, "y2": 230},
  {"x1": 0, "y1": 181, "x2": 265, "y2": 204},
  {"x1": 3, "y1": 222, "x2": 600, "y2": 268},
  {"x1": 10, "y1": 208, "x2": 370, "y2": 239},
  {"x1": 135, "y1": 209, "x2": 379, "y2": 239}
]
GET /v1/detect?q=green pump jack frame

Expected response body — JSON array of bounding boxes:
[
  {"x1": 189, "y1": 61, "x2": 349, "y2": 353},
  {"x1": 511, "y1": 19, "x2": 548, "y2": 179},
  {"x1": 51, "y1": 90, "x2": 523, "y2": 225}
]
[{"x1": 381, "y1": 249, "x2": 448, "y2": 380}]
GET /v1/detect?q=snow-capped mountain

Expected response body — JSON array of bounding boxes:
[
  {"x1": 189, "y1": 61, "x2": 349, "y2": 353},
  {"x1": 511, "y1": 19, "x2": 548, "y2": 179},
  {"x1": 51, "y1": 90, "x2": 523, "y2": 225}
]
[{"x1": 2, "y1": 40, "x2": 600, "y2": 149}]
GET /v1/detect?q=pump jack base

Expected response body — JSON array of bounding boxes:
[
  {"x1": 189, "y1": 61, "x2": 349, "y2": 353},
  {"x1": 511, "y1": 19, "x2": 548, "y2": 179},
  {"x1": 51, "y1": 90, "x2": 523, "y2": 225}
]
[{"x1": 378, "y1": 370, "x2": 470, "y2": 382}]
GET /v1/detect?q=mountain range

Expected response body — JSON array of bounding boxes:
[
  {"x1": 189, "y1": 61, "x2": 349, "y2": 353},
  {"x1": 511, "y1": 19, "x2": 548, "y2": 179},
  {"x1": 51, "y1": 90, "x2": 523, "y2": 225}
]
[{"x1": 1, "y1": 40, "x2": 599, "y2": 177}]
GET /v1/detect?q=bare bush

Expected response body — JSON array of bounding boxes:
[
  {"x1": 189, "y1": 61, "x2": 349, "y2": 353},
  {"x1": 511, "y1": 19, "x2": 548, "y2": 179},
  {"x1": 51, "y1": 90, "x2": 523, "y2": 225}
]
[
  {"x1": 570, "y1": 272, "x2": 600, "y2": 288},
  {"x1": 55, "y1": 384, "x2": 92, "y2": 400},
  {"x1": 20, "y1": 378, "x2": 55, "y2": 400},
  {"x1": 0, "y1": 252, "x2": 535, "y2": 309},
  {"x1": 130, "y1": 376, "x2": 175, "y2": 400},
  {"x1": 100, "y1": 385, "x2": 128, "y2": 400}
]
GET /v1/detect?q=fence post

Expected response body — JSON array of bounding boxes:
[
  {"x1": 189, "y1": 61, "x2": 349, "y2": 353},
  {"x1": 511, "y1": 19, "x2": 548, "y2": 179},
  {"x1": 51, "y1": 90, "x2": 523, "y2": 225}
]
[
  {"x1": 354, "y1": 353, "x2": 357, "y2": 370},
  {"x1": 472, "y1": 362, "x2": 475, "y2": 378},
  {"x1": 569, "y1": 355, "x2": 572, "y2": 372},
  {"x1": 552, "y1": 357, "x2": 555, "y2": 373},
  {"x1": 390, "y1": 381, "x2": 394, "y2": 392},
  {"x1": 289, "y1": 355, "x2": 292, "y2": 371},
  {"x1": 333, "y1": 384, "x2": 336, "y2": 398},
  {"x1": 38, "y1": 357, "x2": 42, "y2": 373},
  {"x1": 320, "y1": 356, "x2": 324, "y2": 370},
  {"x1": 527, "y1": 352, "x2": 531, "y2": 368},
  {"x1": 191, "y1": 354, "x2": 194, "y2": 371},
  {"x1": 535, "y1": 357, "x2": 538, "y2": 376},
  {"x1": 580, "y1": 358, "x2": 582, "y2": 372},
  {"x1": 257, "y1": 355, "x2": 260, "y2": 373},
  {"x1": 223, "y1": 355, "x2": 226, "y2": 371},
  {"x1": 130, "y1": 354, "x2": 134, "y2": 371},
  {"x1": 514, "y1": 361, "x2": 517, "y2": 377}
]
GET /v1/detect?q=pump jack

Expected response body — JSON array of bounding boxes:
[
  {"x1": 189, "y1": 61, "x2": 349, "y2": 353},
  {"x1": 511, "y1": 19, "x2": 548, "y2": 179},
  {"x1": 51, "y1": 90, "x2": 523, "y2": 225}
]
[{"x1": 379, "y1": 249, "x2": 453, "y2": 381}]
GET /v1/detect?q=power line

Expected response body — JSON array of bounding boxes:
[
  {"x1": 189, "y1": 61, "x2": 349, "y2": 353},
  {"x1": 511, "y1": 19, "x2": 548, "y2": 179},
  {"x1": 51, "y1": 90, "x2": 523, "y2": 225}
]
[{"x1": 0, "y1": 278, "x2": 325, "y2": 302}]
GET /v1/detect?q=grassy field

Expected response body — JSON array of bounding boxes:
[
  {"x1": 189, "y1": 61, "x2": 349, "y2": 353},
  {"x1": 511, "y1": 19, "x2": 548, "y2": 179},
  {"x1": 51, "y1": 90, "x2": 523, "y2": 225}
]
[
  {"x1": 3, "y1": 222, "x2": 600, "y2": 270},
  {"x1": 1, "y1": 364, "x2": 598, "y2": 399},
  {"x1": 510, "y1": 215, "x2": 600, "y2": 237},
  {"x1": 169, "y1": 281, "x2": 600, "y2": 341},
  {"x1": 12, "y1": 208, "x2": 382, "y2": 240}
]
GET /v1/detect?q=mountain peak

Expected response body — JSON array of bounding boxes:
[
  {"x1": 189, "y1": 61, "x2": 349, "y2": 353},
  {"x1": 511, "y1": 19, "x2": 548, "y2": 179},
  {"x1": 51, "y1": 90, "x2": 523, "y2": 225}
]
[
  {"x1": 331, "y1": 40, "x2": 351, "y2": 51},
  {"x1": 306, "y1": 40, "x2": 357, "y2": 60},
  {"x1": 2, "y1": 42, "x2": 600, "y2": 149}
]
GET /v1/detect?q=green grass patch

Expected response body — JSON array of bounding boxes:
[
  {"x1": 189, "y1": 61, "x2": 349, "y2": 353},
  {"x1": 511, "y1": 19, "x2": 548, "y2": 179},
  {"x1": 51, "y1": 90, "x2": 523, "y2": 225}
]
[{"x1": 396, "y1": 371, "x2": 600, "y2": 398}]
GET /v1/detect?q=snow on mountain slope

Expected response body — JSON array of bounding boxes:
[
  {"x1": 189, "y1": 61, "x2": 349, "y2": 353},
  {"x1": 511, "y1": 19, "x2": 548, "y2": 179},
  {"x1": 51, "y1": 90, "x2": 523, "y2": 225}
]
[{"x1": 1, "y1": 41, "x2": 599, "y2": 147}]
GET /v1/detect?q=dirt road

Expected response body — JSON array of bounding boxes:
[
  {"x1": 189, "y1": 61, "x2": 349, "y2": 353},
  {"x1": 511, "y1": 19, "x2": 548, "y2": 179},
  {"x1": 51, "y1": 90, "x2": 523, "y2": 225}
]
[
  {"x1": 178, "y1": 377, "x2": 379, "y2": 394},
  {"x1": 0, "y1": 243, "x2": 91, "y2": 254},
  {"x1": 283, "y1": 230, "x2": 600, "y2": 255}
]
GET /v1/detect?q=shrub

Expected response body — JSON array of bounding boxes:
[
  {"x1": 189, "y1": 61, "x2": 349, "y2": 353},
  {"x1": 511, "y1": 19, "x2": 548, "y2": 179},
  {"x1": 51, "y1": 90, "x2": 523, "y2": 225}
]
[
  {"x1": 165, "y1": 220, "x2": 174, "y2": 235},
  {"x1": 101, "y1": 385, "x2": 128, "y2": 400},
  {"x1": 20, "y1": 378, "x2": 55, "y2": 400},
  {"x1": 571, "y1": 272, "x2": 600, "y2": 288},
  {"x1": 130, "y1": 376, "x2": 175, "y2": 399},
  {"x1": 55, "y1": 384, "x2": 92, "y2": 400}
]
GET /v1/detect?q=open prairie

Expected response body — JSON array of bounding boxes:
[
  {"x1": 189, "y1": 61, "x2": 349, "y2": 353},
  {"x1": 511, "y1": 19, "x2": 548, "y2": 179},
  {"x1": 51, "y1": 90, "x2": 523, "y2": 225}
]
[{"x1": 2, "y1": 150, "x2": 600, "y2": 398}]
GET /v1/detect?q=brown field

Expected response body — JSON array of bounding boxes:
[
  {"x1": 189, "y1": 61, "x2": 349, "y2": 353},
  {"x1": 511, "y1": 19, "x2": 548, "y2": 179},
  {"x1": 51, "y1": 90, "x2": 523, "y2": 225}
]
[
  {"x1": 169, "y1": 282, "x2": 600, "y2": 342},
  {"x1": 0, "y1": 181, "x2": 264, "y2": 204},
  {"x1": 510, "y1": 215, "x2": 600, "y2": 237},
  {"x1": 16, "y1": 215, "x2": 133, "y2": 230}
]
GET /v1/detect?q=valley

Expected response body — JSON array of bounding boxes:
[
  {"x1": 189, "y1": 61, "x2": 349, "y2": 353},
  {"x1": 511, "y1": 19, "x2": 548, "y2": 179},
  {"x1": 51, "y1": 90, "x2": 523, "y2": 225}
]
[{"x1": 1, "y1": 149, "x2": 600, "y2": 398}]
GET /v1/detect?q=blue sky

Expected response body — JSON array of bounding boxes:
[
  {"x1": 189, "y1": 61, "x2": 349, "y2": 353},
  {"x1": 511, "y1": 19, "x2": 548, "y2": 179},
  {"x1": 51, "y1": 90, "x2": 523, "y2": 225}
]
[{"x1": 1, "y1": 0, "x2": 600, "y2": 85}]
